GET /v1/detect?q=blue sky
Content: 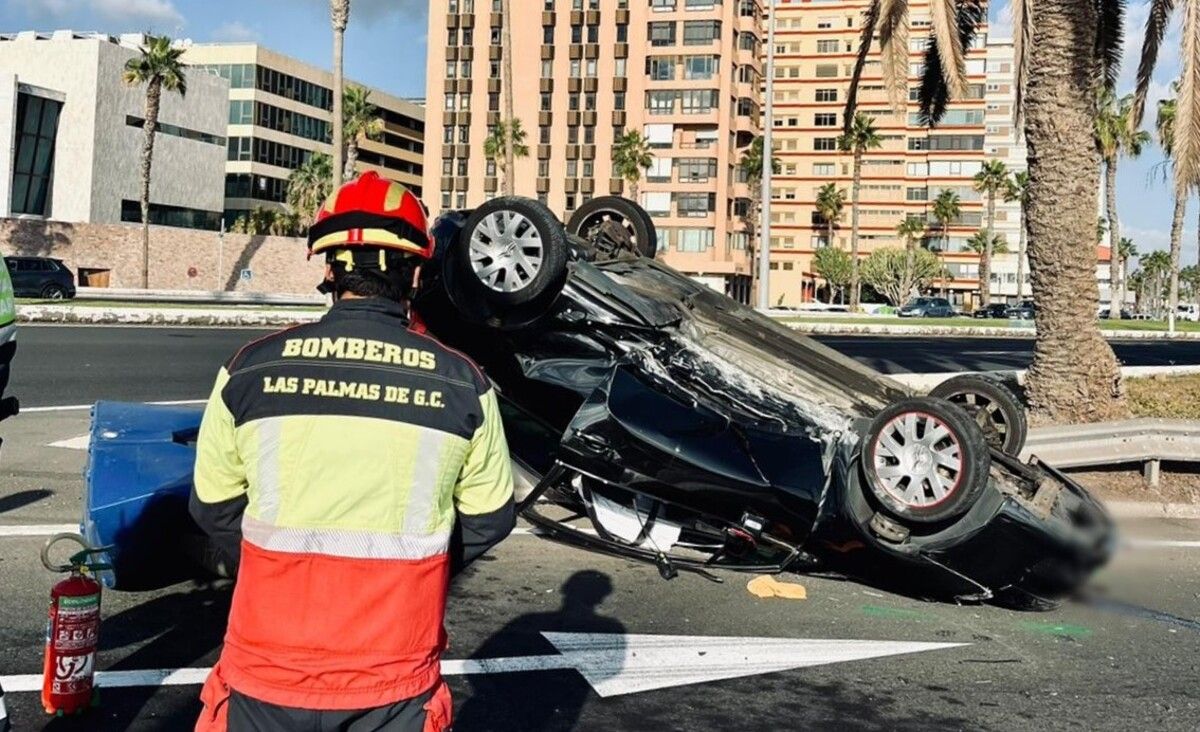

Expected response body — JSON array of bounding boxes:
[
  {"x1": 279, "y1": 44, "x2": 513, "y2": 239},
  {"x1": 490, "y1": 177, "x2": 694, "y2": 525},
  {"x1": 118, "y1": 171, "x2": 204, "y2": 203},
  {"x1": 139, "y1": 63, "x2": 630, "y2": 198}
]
[{"x1": 1, "y1": 0, "x2": 1195, "y2": 265}]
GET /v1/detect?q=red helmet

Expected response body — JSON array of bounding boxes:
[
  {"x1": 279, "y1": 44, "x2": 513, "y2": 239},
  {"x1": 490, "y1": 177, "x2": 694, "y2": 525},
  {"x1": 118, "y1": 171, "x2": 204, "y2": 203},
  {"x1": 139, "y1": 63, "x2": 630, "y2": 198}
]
[{"x1": 307, "y1": 172, "x2": 433, "y2": 259}]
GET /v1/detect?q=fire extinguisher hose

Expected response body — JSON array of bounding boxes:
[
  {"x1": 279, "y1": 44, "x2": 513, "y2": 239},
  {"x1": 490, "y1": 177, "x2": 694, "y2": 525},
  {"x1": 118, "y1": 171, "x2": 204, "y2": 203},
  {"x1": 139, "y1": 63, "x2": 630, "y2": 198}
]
[{"x1": 40, "y1": 533, "x2": 110, "y2": 574}]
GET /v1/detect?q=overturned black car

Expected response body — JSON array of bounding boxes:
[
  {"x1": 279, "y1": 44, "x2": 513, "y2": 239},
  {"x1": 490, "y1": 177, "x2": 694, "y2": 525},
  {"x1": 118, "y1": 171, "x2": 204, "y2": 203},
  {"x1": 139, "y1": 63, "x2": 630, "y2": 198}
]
[
  {"x1": 83, "y1": 196, "x2": 1112, "y2": 609},
  {"x1": 411, "y1": 196, "x2": 1114, "y2": 608}
]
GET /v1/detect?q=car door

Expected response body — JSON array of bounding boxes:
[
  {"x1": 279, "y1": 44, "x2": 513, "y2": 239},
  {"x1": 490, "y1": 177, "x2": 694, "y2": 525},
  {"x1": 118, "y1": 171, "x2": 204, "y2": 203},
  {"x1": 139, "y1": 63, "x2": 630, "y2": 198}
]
[{"x1": 5, "y1": 259, "x2": 31, "y2": 297}]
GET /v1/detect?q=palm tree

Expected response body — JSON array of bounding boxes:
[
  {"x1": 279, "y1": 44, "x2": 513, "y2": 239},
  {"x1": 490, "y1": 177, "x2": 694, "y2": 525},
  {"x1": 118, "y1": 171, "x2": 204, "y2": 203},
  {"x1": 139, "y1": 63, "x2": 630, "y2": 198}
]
[
  {"x1": 341, "y1": 86, "x2": 384, "y2": 181},
  {"x1": 896, "y1": 216, "x2": 928, "y2": 300},
  {"x1": 931, "y1": 189, "x2": 960, "y2": 298},
  {"x1": 1004, "y1": 170, "x2": 1030, "y2": 301},
  {"x1": 1155, "y1": 86, "x2": 1191, "y2": 328},
  {"x1": 500, "y1": 0, "x2": 515, "y2": 196},
  {"x1": 286, "y1": 153, "x2": 334, "y2": 231},
  {"x1": 740, "y1": 135, "x2": 780, "y2": 303},
  {"x1": 1095, "y1": 90, "x2": 1150, "y2": 318},
  {"x1": 1141, "y1": 250, "x2": 1173, "y2": 317},
  {"x1": 815, "y1": 183, "x2": 846, "y2": 250},
  {"x1": 330, "y1": 0, "x2": 350, "y2": 188},
  {"x1": 613, "y1": 131, "x2": 654, "y2": 202},
  {"x1": 483, "y1": 120, "x2": 529, "y2": 196},
  {"x1": 973, "y1": 160, "x2": 1009, "y2": 307},
  {"x1": 838, "y1": 113, "x2": 882, "y2": 312},
  {"x1": 123, "y1": 35, "x2": 187, "y2": 290},
  {"x1": 1119, "y1": 237, "x2": 1138, "y2": 300},
  {"x1": 967, "y1": 230, "x2": 1008, "y2": 255},
  {"x1": 844, "y1": 0, "x2": 1152, "y2": 422}
]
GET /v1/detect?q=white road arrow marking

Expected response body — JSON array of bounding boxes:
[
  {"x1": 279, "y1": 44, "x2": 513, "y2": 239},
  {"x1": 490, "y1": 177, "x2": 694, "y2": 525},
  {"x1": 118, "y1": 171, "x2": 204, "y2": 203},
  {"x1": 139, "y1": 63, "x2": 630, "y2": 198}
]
[
  {"x1": 48, "y1": 434, "x2": 90, "y2": 451},
  {"x1": 0, "y1": 633, "x2": 965, "y2": 697}
]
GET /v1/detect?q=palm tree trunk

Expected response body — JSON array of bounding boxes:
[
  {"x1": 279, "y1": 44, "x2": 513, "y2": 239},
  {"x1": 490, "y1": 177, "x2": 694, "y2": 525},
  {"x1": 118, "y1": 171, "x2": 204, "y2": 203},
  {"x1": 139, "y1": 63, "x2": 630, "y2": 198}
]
[
  {"x1": 1105, "y1": 159, "x2": 1122, "y2": 318},
  {"x1": 849, "y1": 149, "x2": 863, "y2": 311},
  {"x1": 331, "y1": 0, "x2": 348, "y2": 189},
  {"x1": 1022, "y1": 0, "x2": 1126, "y2": 423},
  {"x1": 501, "y1": 0, "x2": 515, "y2": 197},
  {"x1": 344, "y1": 138, "x2": 359, "y2": 181},
  {"x1": 981, "y1": 191, "x2": 995, "y2": 307},
  {"x1": 139, "y1": 79, "x2": 161, "y2": 290},
  {"x1": 630, "y1": 179, "x2": 639, "y2": 204},
  {"x1": 1167, "y1": 191, "x2": 1187, "y2": 329},
  {"x1": 1016, "y1": 208, "x2": 1027, "y2": 302}
]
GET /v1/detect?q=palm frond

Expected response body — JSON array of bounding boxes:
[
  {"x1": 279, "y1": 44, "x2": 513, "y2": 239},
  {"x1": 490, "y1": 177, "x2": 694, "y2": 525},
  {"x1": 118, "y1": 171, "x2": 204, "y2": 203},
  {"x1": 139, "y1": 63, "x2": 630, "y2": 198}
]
[
  {"x1": 930, "y1": 0, "x2": 967, "y2": 98},
  {"x1": 1130, "y1": 0, "x2": 1178, "y2": 130},
  {"x1": 1173, "y1": 0, "x2": 1200, "y2": 193},
  {"x1": 844, "y1": 0, "x2": 882, "y2": 134},
  {"x1": 1011, "y1": 0, "x2": 1033, "y2": 129},
  {"x1": 877, "y1": 0, "x2": 910, "y2": 112},
  {"x1": 917, "y1": 0, "x2": 986, "y2": 126},
  {"x1": 1095, "y1": 0, "x2": 1126, "y2": 92}
]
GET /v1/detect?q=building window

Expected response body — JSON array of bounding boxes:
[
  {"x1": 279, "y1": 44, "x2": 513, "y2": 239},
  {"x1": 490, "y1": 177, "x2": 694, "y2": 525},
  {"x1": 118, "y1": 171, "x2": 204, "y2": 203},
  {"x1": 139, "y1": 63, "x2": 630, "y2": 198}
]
[
  {"x1": 681, "y1": 89, "x2": 718, "y2": 114},
  {"x1": 814, "y1": 113, "x2": 838, "y2": 127},
  {"x1": 676, "y1": 192, "x2": 715, "y2": 217},
  {"x1": 650, "y1": 0, "x2": 675, "y2": 10},
  {"x1": 682, "y1": 20, "x2": 721, "y2": 45},
  {"x1": 677, "y1": 228, "x2": 714, "y2": 251},
  {"x1": 228, "y1": 99, "x2": 253, "y2": 125},
  {"x1": 647, "y1": 57, "x2": 675, "y2": 81},
  {"x1": 121, "y1": 200, "x2": 221, "y2": 231},
  {"x1": 10, "y1": 93, "x2": 63, "y2": 216},
  {"x1": 813, "y1": 137, "x2": 838, "y2": 151},
  {"x1": 814, "y1": 64, "x2": 839, "y2": 78},
  {"x1": 646, "y1": 90, "x2": 676, "y2": 115},
  {"x1": 815, "y1": 88, "x2": 838, "y2": 102},
  {"x1": 227, "y1": 137, "x2": 252, "y2": 161},
  {"x1": 816, "y1": 39, "x2": 840, "y2": 53},
  {"x1": 683, "y1": 55, "x2": 718, "y2": 80},
  {"x1": 648, "y1": 21, "x2": 676, "y2": 46},
  {"x1": 678, "y1": 158, "x2": 717, "y2": 182},
  {"x1": 127, "y1": 115, "x2": 224, "y2": 146}
]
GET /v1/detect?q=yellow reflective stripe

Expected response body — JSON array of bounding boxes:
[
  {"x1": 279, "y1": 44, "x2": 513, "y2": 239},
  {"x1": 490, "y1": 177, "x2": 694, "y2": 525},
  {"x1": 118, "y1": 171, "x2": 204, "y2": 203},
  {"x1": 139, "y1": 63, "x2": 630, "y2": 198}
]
[
  {"x1": 383, "y1": 182, "x2": 407, "y2": 211},
  {"x1": 455, "y1": 389, "x2": 514, "y2": 516},
  {"x1": 194, "y1": 368, "x2": 249, "y2": 504},
  {"x1": 242, "y1": 516, "x2": 450, "y2": 560},
  {"x1": 310, "y1": 229, "x2": 426, "y2": 255}
]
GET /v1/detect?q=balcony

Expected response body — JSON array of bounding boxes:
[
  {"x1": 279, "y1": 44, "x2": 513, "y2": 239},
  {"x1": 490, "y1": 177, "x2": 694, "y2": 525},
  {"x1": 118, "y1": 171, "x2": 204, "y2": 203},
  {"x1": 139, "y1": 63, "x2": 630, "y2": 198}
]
[
  {"x1": 459, "y1": 46, "x2": 474, "y2": 60},
  {"x1": 537, "y1": 178, "x2": 550, "y2": 193},
  {"x1": 614, "y1": 43, "x2": 628, "y2": 58},
  {"x1": 541, "y1": 10, "x2": 555, "y2": 24},
  {"x1": 541, "y1": 45, "x2": 554, "y2": 60},
  {"x1": 445, "y1": 13, "x2": 459, "y2": 28},
  {"x1": 460, "y1": 13, "x2": 474, "y2": 28},
  {"x1": 613, "y1": 77, "x2": 627, "y2": 92},
  {"x1": 540, "y1": 78, "x2": 554, "y2": 93},
  {"x1": 565, "y1": 178, "x2": 578, "y2": 193},
  {"x1": 609, "y1": 178, "x2": 624, "y2": 195},
  {"x1": 537, "y1": 144, "x2": 552, "y2": 159}
]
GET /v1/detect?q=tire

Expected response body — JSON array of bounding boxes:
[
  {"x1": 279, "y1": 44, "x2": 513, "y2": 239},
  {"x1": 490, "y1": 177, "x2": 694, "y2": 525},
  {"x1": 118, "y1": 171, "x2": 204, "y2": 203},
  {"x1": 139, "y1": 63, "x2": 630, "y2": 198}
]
[
  {"x1": 565, "y1": 196, "x2": 658, "y2": 258},
  {"x1": 929, "y1": 375, "x2": 1028, "y2": 456},
  {"x1": 862, "y1": 397, "x2": 991, "y2": 524},
  {"x1": 41, "y1": 284, "x2": 67, "y2": 300},
  {"x1": 454, "y1": 197, "x2": 568, "y2": 307}
]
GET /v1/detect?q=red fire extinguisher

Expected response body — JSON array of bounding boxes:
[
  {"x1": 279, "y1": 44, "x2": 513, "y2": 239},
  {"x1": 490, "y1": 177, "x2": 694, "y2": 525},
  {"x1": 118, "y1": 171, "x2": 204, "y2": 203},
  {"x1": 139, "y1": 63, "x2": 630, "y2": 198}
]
[{"x1": 40, "y1": 534, "x2": 109, "y2": 716}]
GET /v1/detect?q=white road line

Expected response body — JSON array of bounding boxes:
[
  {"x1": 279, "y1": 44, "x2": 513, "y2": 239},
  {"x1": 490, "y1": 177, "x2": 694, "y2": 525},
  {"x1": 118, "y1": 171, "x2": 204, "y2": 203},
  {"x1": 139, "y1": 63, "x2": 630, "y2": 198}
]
[
  {"x1": 1127, "y1": 539, "x2": 1200, "y2": 548},
  {"x1": 0, "y1": 524, "x2": 78, "y2": 537},
  {"x1": 22, "y1": 399, "x2": 206, "y2": 413},
  {"x1": 49, "y1": 434, "x2": 90, "y2": 451}
]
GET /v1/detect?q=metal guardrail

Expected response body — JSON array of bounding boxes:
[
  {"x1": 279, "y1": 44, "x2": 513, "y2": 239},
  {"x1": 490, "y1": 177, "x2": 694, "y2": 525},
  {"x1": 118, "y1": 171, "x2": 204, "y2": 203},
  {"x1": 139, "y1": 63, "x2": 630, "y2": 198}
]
[
  {"x1": 74, "y1": 287, "x2": 326, "y2": 307},
  {"x1": 1021, "y1": 418, "x2": 1200, "y2": 487}
]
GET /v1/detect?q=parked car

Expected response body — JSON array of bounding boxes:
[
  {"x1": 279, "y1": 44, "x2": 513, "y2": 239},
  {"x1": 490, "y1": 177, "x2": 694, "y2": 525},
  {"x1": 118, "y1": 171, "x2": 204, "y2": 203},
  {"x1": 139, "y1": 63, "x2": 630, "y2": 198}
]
[
  {"x1": 3, "y1": 256, "x2": 75, "y2": 299},
  {"x1": 898, "y1": 297, "x2": 956, "y2": 318},
  {"x1": 1177, "y1": 304, "x2": 1200, "y2": 323},
  {"x1": 973, "y1": 303, "x2": 1011, "y2": 319},
  {"x1": 1006, "y1": 300, "x2": 1036, "y2": 320},
  {"x1": 82, "y1": 197, "x2": 1112, "y2": 609}
]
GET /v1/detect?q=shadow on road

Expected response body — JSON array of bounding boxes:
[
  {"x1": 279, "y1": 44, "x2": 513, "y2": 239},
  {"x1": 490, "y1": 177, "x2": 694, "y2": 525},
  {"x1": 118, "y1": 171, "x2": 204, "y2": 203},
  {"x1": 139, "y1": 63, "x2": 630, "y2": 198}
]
[
  {"x1": 0, "y1": 489, "x2": 52, "y2": 514},
  {"x1": 454, "y1": 570, "x2": 624, "y2": 732}
]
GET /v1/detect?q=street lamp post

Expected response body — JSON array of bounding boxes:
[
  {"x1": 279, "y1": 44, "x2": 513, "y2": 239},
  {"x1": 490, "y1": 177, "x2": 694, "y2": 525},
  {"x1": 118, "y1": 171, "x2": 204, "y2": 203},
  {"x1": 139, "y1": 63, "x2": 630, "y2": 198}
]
[{"x1": 756, "y1": 0, "x2": 776, "y2": 311}]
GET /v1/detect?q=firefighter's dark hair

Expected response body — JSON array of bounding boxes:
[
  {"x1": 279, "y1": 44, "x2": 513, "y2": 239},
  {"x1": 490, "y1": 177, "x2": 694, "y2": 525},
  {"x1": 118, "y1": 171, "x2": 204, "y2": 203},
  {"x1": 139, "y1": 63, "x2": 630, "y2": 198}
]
[{"x1": 326, "y1": 249, "x2": 419, "y2": 302}]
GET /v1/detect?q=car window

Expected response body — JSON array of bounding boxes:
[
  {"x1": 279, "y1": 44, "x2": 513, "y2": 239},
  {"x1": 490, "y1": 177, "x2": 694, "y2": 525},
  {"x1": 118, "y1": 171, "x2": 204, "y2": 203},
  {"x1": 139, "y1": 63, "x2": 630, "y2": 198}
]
[
  {"x1": 7, "y1": 259, "x2": 25, "y2": 272},
  {"x1": 934, "y1": 299, "x2": 950, "y2": 306}
]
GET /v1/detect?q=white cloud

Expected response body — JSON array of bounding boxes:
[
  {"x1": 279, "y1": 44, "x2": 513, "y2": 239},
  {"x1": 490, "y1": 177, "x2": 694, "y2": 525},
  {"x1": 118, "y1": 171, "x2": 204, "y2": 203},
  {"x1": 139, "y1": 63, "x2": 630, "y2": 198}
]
[
  {"x1": 211, "y1": 20, "x2": 261, "y2": 43},
  {"x1": 988, "y1": 0, "x2": 1013, "y2": 42},
  {"x1": 1124, "y1": 222, "x2": 1200, "y2": 262},
  {"x1": 5, "y1": 0, "x2": 184, "y2": 29}
]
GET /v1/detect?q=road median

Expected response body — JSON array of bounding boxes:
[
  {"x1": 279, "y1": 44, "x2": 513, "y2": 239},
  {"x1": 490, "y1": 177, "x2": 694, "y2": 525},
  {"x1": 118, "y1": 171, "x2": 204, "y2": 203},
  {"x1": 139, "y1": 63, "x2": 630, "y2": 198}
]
[{"x1": 17, "y1": 303, "x2": 322, "y2": 327}]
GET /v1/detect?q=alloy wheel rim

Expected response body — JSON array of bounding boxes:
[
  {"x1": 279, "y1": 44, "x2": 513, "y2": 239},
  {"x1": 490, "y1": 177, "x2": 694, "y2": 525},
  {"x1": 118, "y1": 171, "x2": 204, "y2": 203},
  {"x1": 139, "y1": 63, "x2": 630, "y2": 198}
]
[
  {"x1": 469, "y1": 210, "x2": 544, "y2": 293},
  {"x1": 872, "y1": 412, "x2": 963, "y2": 508},
  {"x1": 581, "y1": 211, "x2": 640, "y2": 248},
  {"x1": 947, "y1": 392, "x2": 1008, "y2": 447}
]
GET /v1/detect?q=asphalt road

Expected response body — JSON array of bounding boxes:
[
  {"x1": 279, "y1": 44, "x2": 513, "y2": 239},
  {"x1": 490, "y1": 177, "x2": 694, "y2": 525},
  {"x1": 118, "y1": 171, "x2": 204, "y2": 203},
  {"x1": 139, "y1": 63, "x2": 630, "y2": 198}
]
[
  {"x1": 9, "y1": 326, "x2": 1200, "y2": 408},
  {"x1": 0, "y1": 410, "x2": 1198, "y2": 730}
]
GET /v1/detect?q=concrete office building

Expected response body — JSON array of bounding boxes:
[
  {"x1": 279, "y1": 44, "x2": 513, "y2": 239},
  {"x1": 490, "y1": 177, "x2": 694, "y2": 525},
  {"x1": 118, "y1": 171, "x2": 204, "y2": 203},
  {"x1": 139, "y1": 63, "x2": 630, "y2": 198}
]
[
  {"x1": 764, "y1": 0, "x2": 998, "y2": 307},
  {"x1": 182, "y1": 43, "x2": 426, "y2": 225},
  {"x1": 0, "y1": 31, "x2": 228, "y2": 229},
  {"x1": 424, "y1": 0, "x2": 764, "y2": 300}
]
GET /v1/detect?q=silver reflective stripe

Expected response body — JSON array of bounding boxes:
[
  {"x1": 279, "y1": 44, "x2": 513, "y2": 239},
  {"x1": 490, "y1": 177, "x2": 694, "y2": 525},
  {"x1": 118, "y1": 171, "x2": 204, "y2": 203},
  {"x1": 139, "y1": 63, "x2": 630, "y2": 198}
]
[
  {"x1": 254, "y1": 417, "x2": 285, "y2": 523},
  {"x1": 403, "y1": 428, "x2": 451, "y2": 534},
  {"x1": 242, "y1": 516, "x2": 450, "y2": 560}
]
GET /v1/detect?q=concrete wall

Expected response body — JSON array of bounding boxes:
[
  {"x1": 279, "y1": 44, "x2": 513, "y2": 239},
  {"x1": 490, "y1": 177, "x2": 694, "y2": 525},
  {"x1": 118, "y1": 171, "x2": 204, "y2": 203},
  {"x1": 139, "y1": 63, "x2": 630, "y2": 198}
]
[
  {"x1": 0, "y1": 34, "x2": 228, "y2": 225},
  {"x1": 0, "y1": 218, "x2": 323, "y2": 294}
]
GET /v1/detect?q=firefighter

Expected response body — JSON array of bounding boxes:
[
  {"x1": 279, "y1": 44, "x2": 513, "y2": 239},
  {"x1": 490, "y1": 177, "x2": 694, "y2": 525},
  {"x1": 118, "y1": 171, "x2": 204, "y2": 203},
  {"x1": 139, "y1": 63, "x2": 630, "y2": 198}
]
[{"x1": 190, "y1": 172, "x2": 515, "y2": 731}]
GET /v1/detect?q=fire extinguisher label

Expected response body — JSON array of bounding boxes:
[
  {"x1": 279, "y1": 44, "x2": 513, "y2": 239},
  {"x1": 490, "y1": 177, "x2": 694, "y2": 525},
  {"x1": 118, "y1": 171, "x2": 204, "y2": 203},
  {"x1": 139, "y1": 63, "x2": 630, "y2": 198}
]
[
  {"x1": 54, "y1": 594, "x2": 99, "y2": 652},
  {"x1": 54, "y1": 653, "x2": 95, "y2": 688}
]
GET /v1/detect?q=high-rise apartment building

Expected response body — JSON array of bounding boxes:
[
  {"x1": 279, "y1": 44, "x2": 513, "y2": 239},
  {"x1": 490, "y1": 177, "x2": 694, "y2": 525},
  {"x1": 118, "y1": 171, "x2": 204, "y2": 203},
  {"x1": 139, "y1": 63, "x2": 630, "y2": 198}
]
[
  {"x1": 765, "y1": 0, "x2": 997, "y2": 307},
  {"x1": 424, "y1": 0, "x2": 764, "y2": 300},
  {"x1": 983, "y1": 35, "x2": 1030, "y2": 303},
  {"x1": 182, "y1": 43, "x2": 426, "y2": 226}
]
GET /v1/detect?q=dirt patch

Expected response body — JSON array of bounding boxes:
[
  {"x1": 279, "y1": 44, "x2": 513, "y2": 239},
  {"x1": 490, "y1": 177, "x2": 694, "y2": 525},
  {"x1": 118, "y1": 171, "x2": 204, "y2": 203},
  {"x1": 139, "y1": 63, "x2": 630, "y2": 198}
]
[
  {"x1": 1126, "y1": 374, "x2": 1200, "y2": 419},
  {"x1": 1065, "y1": 462, "x2": 1200, "y2": 504}
]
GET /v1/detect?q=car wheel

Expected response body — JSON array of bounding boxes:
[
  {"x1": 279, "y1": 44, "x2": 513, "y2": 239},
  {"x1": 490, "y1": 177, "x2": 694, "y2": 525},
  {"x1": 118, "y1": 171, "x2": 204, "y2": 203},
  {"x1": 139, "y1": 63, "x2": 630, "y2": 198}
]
[
  {"x1": 41, "y1": 284, "x2": 67, "y2": 300},
  {"x1": 929, "y1": 374, "x2": 1028, "y2": 455},
  {"x1": 862, "y1": 397, "x2": 991, "y2": 524},
  {"x1": 565, "y1": 196, "x2": 658, "y2": 258},
  {"x1": 455, "y1": 197, "x2": 569, "y2": 307}
]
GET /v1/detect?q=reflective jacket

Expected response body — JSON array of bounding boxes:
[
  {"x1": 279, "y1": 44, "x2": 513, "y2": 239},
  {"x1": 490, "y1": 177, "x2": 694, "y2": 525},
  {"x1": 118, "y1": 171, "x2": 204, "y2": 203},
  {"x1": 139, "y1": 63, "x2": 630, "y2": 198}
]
[{"x1": 190, "y1": 297, "x2": 514, "y2": 711}]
